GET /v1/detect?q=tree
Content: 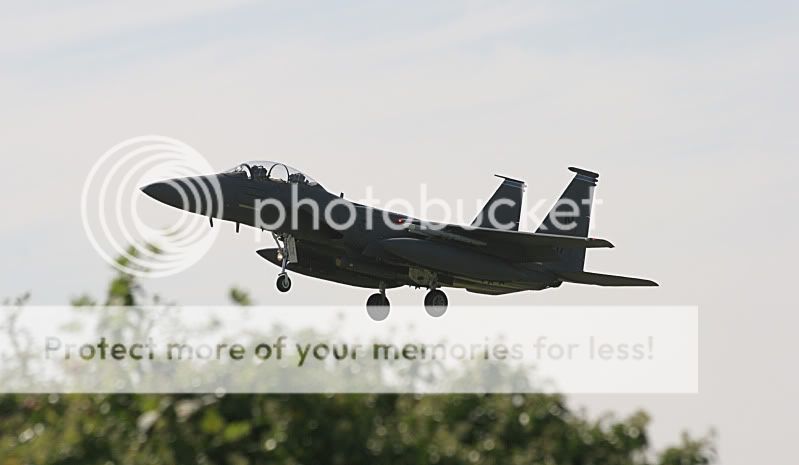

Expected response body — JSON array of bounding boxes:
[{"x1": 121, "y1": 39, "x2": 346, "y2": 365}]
[{"x1": 0, "y1": 257, "x2": 716, "y2": 465}]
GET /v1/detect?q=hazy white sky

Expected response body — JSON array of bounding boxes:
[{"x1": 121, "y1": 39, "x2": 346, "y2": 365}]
[{"x1": 0, "y1": 1, "x2": 797, "y2": 463}]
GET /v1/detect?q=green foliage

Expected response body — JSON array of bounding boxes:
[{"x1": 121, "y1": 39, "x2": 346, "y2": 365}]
[
  {"x1": 70, "y1": 294, "x2": 97, "y2": 307},
  {"x1": 0, "y1": 393, "x2": 716, "y2": 465},
  {"x1": 1, "y1": 293, "x2": 30, "y2": 307},
  {"x1": 106, "y1": 246, "x2": 144, "y2": 306},
  {"x1": 659, "y1": 432, "x2": 717, "y2": 465},
  {"x1": 228, "y1": 287, "x2": 252, "y2": 306},
  {"x1": 0, "y1": 250, "x2": 716, "y2": 464}
]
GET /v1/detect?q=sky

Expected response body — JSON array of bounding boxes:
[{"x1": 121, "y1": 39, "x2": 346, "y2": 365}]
[{"x1": 1, "y1": 1, "x2": 797, "y2": 463}]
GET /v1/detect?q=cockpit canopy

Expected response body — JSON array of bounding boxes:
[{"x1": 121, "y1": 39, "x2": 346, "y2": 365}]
[{"x1": 226, "y1": 161, "x2": 319, "y2": 186}]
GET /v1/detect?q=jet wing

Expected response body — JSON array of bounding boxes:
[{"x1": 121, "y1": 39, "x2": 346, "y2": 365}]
[{"x1": 403, "y1": 222, "x2": 613, "y2": 262}]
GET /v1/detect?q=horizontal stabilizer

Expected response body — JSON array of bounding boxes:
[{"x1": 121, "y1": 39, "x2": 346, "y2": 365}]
[{"x1": 556, "y1": 271, "x2": 658, "y2": 287}]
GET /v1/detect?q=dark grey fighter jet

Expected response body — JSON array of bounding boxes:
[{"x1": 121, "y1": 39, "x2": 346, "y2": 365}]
[{"x1": 142, "y1": 162, "x2": 656, "y2": 320}]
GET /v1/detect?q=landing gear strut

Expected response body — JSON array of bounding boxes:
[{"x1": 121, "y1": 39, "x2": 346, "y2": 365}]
[
  {"x1": 274, "y1": 233, "x2": 293, "y2": 293},
  {"x1": 366, "y1": 281, "x2": 390, "y2": 321},
  {"x1": 424, "y1": 289, "x2": 448, "y2": 317}
]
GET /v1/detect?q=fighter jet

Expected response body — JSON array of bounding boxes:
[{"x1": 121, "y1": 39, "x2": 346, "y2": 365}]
[{"x1": 141, "y1": 161, "x2": 656, "y2": 320}]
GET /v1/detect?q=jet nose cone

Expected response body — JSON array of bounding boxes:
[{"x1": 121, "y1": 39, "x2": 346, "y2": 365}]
[
  {"x1": 140, "y1": 181, "x2": 184, "y2": 209},
  {"x1": 140, "y1": 175, "x2": 224, "y2": 215}
]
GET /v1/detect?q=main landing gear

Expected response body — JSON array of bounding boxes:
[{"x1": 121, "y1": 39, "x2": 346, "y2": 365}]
[
  {"x1": 366, "y1": 281, "x2": 390, "y2": 321},
  {"x1": 424, "y1": 289, "x2": 448, "y2": 318},
  {"x1": 365, "y1": 285, "x2": 449, "y2": 321}
]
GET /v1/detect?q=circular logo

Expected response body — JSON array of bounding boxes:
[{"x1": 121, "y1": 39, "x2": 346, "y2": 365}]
[{"x1": 81, "y1": 135, "x2": 221, "y2": 278}]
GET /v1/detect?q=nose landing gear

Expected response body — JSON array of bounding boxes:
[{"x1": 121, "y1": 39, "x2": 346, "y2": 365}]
[
  {"x1": 366, "y1": 281, "x2": 390, "y2": 321},
  {"x1": 273, "y1": 233, "x2": 295, "y2": 293}
]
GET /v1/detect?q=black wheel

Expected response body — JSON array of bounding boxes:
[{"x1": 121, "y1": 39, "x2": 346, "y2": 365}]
[
  {"x1": 276, "y1": 274, "x2": 292, "y2": 292},
  {"x1": 424, "y1": 289, "x2": 448, "y2": 317},
  {"x1": 366, "y1": 293, "x2": 390, "y2": 321}
]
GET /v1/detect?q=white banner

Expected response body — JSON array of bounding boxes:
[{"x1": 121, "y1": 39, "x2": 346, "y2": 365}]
[{"x1": 0, "y1": 305, "x2": 698, "y2": 393}]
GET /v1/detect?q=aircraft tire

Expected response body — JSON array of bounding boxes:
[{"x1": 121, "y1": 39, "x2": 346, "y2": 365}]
[
  {"x1": 276, "y1": 274, "x2": 292, "y2": 293},
  {"x1": 366, "y1": 293, "x2": 390, "y2": 321},
  {"x1": 424, "y1": 290, "x2": 448, "y2": 317}
]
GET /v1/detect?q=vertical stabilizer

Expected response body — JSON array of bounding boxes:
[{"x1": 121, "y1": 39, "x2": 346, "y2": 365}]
[
  {"x1": 471, "y1": 175, "x2": 525, "y2": 231},
  {"x1": 537, "y1": 167, "x2": 598, "y2": 270}
]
